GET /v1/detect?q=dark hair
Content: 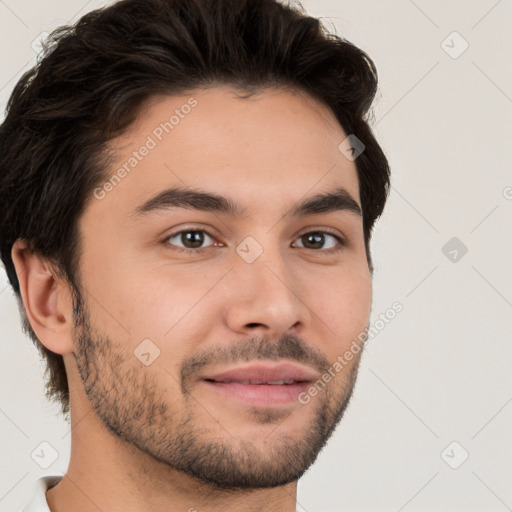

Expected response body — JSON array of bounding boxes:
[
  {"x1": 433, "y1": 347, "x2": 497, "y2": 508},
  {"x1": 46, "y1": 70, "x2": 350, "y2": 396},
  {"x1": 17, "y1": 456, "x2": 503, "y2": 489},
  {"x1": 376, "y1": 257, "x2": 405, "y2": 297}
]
[{"x1": 0, "y1": 0, "x2": 390, "y2": 418}]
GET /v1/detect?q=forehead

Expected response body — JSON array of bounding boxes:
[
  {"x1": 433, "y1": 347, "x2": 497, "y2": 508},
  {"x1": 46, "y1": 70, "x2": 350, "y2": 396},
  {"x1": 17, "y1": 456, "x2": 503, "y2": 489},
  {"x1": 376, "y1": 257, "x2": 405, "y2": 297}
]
[{"x1": 89, "y1": 86, "x2": 360, "y2": 221}]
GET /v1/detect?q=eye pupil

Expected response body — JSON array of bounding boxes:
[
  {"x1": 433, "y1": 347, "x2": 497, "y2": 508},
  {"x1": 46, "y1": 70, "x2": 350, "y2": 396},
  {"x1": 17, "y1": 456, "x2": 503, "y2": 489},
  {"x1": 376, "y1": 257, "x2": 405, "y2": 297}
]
[
  {"x1": 183, "y1": 231, "x2": 204, "y2": 248},
  {"x1": 303, "y1": 232, "x2": 324, "y2": 249}
]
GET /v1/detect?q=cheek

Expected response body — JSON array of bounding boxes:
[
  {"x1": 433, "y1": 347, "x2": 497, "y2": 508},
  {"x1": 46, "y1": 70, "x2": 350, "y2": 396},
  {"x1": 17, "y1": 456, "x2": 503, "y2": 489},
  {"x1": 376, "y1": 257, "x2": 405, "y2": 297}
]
[
  {"x1": 310, "y1": 265, "x2": 372, "y2": 345},
  {"x1": 78, "y1": 252, "x2": 177, "y2": 343},
  {"x1": 104, "y1": 265, "x2": 220, "y2": 347}
]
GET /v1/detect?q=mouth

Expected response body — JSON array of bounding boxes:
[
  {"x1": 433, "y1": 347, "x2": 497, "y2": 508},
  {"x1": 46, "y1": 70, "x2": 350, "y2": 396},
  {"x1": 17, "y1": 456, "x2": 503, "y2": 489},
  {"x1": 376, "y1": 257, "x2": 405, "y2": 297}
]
[
  {"x1": 201, "y1": 380, "x2": 312, "y2": 407},
  {"x1": 200, "y1": 362, "x2": 317, "y2": 407},
  {"x1": 204, "y1": 379, "x2": 302, "y2": 385}
]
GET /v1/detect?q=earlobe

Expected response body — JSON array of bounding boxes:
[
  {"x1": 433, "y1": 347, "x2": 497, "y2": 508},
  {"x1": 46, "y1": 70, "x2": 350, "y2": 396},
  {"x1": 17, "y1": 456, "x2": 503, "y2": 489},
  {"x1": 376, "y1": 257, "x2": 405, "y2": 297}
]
[{"x1": 11, "y1": 239, "x2": 74, "y2": 355}]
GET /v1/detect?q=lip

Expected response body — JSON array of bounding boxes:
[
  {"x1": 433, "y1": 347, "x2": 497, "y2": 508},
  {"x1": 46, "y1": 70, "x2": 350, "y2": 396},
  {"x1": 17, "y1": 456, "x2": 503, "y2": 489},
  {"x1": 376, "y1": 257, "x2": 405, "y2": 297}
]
[
  {"x1": 202, "y1": 380, "x2": 311, "y2": 407},
  {"x1": 201, "y1": 361, "x2": 319, "y2": 384},
  {"x1": 200, "y1": 362, "x2": 318, "y2": 408}
]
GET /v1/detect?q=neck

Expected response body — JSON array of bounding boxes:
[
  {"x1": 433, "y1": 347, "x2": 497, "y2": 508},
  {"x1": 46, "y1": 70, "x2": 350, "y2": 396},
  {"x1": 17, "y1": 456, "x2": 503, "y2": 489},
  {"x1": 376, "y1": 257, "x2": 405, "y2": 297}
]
[{"x1": 46, "y1": 400, "x2": 298, "y2": 512}]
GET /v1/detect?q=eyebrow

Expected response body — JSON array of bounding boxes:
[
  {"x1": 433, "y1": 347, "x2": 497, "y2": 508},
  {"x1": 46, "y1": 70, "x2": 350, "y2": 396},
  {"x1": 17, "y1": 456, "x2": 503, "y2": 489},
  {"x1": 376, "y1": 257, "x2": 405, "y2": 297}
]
[{"x1": 130, "y1": 185, "x2": 362, "y2": 219}]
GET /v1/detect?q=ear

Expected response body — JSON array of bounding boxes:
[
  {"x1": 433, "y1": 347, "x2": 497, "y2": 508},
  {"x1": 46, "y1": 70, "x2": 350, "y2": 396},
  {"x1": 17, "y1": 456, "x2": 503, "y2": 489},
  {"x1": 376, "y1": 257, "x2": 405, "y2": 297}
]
[{"x1": 11, "y1": 239, "x2": 75, "y2": 355}]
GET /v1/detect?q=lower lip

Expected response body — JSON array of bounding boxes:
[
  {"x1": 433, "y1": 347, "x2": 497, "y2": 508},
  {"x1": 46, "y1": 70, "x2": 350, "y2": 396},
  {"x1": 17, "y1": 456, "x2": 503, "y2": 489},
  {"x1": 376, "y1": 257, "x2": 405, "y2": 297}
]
[{"x1": 202, "y1": 380, "x2": 310, "y2": 407}]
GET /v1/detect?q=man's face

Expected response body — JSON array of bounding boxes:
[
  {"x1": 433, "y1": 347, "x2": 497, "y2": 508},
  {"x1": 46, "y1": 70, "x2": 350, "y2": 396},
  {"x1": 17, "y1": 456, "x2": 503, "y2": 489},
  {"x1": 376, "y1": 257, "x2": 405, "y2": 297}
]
[{"x1": 70, "y1": 86, "x2": 372, "y2": 489}]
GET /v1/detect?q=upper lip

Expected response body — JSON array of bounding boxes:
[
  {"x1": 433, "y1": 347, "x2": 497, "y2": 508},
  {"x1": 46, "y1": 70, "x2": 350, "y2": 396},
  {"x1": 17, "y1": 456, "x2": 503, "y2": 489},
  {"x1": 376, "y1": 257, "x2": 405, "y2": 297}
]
[{"x1": 201, "y1": 362, "x2": 319, "y2": 384}]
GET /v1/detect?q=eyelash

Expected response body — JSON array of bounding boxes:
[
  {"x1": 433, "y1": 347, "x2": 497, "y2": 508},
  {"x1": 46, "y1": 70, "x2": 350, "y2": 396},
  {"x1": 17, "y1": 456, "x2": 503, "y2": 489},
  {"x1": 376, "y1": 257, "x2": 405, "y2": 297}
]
[{"x1": 163, "y1": 227, "x2": 346, "y2": 255}]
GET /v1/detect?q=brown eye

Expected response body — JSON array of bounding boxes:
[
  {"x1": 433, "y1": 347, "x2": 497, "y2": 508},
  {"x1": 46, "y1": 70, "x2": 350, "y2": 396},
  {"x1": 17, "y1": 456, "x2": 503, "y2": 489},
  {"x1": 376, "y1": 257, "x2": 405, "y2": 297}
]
[
  {"x1": 165, "y1": 230, "x2": 216, "y2": 252},
  {"x1": 293, "y1": 231, "x2": 345, "y2": 252},
  {"x1": 163, "y1": 228, "x2": 345, "y2": 255}
]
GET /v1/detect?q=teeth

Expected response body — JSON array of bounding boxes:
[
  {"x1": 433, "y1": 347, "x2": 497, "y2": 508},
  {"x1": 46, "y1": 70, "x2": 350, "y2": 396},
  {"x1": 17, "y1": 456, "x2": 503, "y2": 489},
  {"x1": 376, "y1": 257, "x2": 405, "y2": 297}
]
[{"x1": 218, "y1": 379, "x2": 295, "y2": 385}]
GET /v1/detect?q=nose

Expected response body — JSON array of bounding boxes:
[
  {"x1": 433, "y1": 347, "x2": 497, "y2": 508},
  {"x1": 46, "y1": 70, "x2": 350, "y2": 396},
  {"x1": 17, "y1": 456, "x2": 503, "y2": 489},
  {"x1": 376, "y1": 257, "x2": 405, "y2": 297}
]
[{"x1": 223, "y1": 243, "x2": 311, "y2": 337}]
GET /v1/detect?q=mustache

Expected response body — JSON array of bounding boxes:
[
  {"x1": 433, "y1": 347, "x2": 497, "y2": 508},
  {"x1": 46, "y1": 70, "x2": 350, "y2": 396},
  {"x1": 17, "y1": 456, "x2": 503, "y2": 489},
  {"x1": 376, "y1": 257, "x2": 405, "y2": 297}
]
[{"x1": 180, "y1": 333, "x2": 330, "y2": 391}]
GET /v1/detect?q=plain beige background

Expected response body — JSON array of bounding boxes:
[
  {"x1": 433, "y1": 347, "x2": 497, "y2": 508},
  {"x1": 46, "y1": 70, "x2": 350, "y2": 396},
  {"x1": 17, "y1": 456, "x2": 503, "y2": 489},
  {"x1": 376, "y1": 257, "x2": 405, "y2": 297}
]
[{"x1": 1, "y1": 1, "x2": 511, "y2": 510}]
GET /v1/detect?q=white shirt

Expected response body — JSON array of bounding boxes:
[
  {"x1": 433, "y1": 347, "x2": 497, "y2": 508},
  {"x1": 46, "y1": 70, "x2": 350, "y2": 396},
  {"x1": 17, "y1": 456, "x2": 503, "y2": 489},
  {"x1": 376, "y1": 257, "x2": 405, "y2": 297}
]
[{"x1": 22, "y1": 475, "x2": 62, "y2": 512}]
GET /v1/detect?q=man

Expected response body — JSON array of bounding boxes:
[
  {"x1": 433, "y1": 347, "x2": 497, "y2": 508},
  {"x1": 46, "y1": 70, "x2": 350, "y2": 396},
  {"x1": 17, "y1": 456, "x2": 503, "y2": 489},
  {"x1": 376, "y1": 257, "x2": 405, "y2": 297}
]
[{"x1": 0, "y1": 0, "x2": 390, "y2": 510}]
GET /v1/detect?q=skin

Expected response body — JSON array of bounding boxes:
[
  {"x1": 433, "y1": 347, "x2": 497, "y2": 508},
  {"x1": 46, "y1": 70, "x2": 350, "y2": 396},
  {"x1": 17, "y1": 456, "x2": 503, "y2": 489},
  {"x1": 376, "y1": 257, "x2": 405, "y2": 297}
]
[{"x1": 12, "y1": 85, "x2": 372, "y2": 512}]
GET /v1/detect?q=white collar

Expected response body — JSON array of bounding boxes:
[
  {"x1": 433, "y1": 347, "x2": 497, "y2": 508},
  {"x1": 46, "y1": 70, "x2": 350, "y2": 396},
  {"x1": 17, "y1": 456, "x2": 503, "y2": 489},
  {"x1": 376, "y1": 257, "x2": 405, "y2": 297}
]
[{"x1": 22, "y1": 475, "x2": 62, "y2": 512}]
